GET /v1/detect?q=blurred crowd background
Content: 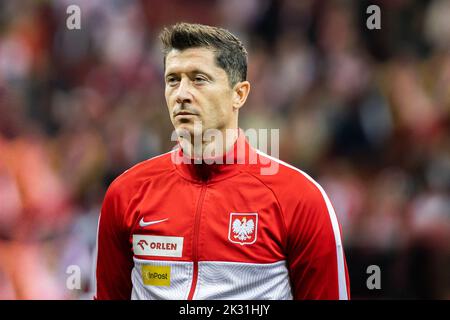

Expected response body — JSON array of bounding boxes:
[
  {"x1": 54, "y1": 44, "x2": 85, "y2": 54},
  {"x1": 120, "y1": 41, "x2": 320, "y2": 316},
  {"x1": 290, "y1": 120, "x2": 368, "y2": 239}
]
[{"x1": 0, "y1": 0, "x2": 449, "y2": 299}]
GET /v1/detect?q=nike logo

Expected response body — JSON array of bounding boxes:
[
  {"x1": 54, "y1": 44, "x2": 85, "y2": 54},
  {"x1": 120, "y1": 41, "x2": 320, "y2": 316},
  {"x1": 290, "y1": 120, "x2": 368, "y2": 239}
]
[{"x1": 139, "y1": 217, "x2": 169, "y2": 228}]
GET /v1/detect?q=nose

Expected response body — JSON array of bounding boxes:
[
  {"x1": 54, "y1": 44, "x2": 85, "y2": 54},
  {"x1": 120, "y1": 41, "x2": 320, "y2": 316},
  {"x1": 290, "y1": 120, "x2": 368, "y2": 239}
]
[{"x1": 175, "y1": 78, "x2": 193, "y2": 105}]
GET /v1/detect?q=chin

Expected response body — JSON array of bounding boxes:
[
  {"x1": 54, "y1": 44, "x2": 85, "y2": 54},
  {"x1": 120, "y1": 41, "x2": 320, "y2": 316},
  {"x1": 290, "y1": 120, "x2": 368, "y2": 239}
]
[
  {"x1": 173, "y1": 123, "x2": 194, "y2": 139},
  {"x1": 175, "y1": 123, "x2": 192, "y2": 132},
  {"x1": 175, "y1": 120, "x2": 204, "y2": 135}
]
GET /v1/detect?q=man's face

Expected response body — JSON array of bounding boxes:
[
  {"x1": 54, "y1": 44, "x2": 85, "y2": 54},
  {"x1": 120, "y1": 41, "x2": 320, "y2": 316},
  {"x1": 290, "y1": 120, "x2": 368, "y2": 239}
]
[{"x1": 164, "y1": 47, "x2": 236, "y2": 136}]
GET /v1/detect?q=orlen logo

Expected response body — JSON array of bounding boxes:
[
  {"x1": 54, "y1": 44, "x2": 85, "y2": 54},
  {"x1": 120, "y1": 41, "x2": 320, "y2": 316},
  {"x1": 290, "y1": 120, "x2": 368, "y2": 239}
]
[
  {"x1": 133, "y1": 235, "x2": 184, "y2": 257},
  {"x1": 138, "y1": 240, "x2": 148, "y2": 250},
  {"x1": 137, "y1": 239, "x2": 178, "y2": 251}
]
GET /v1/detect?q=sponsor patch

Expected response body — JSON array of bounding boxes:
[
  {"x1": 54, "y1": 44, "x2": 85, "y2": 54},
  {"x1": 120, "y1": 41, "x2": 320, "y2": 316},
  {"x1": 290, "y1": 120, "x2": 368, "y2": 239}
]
[
  {"x1": 133, "y1": 235, "x2": 184, "y2": 257},
  {"x1": 228, "y1": 213, "x2": 258, "y2": 245},
  {"x1": 142, "y1": 265, "x2": 170, "y2": 286}
]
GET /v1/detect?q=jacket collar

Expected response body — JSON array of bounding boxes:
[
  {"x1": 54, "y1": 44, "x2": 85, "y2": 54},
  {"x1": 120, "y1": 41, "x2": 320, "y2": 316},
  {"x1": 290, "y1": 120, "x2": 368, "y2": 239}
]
[{"x1": 172, "y1": 129, "x2": 255, "y2": 183}]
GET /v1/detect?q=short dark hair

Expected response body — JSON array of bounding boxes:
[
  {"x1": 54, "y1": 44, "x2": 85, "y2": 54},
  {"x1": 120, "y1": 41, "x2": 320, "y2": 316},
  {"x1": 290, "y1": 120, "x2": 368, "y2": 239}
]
[{"x1": 159, "y1": 22, "x2": 248, "y2": 87}]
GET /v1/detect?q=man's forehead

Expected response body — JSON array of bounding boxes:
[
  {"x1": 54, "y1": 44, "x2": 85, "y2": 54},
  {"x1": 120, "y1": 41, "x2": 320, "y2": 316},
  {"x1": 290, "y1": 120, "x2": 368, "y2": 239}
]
[{"x1": 165, "y1": 47, "x2": 219, "y2": 73}]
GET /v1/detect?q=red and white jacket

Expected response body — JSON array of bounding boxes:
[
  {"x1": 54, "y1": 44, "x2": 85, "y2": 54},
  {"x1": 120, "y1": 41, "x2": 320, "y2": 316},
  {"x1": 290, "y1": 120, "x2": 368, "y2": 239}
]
[{"x1": 95, "y1": 132, "x2": 350, "y2": 300}]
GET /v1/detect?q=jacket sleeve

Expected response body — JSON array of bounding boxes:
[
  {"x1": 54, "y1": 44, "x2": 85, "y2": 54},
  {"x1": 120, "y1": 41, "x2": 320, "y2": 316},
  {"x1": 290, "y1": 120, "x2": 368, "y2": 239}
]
[
  {"x1": 94, "y1": 182, "x2": 133, "y2": 300},
  {"x1": 285, "y1": 179, "x2": 350, "y2": 300}
]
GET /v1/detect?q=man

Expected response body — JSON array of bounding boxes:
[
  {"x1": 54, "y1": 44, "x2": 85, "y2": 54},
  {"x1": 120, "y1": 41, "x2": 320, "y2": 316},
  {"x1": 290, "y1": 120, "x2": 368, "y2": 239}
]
[{"x1": 95, "y1": 23, "x2": 350, "y2": 299}]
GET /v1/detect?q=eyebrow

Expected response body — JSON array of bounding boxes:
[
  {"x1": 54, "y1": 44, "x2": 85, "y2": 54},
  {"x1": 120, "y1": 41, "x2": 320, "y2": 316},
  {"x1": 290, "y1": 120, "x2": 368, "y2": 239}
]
[{"x1": 165, "y1": 69, "x2": 214, "y2": 80}]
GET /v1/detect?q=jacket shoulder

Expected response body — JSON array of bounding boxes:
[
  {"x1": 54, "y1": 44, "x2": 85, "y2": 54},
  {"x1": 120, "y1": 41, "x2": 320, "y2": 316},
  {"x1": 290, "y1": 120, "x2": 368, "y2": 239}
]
[
  {"x1": 108, "y1": 149, "x2": 177, "y2": 195},
  {"x1": 247, "y1": 150, "x2": 323, "y2": 198}
]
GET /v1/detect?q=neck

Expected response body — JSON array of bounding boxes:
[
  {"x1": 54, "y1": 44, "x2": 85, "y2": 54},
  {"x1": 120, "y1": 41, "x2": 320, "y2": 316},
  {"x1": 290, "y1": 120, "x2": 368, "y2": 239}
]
[{"x1": 178, "y1": 127, "x2": 239, "y2": 161}]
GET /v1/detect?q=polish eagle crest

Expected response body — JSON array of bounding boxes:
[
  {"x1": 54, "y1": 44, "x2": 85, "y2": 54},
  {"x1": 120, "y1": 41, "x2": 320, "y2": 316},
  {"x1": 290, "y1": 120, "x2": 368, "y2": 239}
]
[{"x1": 228, "y1": 213, "x2": 258, "y2": 245}]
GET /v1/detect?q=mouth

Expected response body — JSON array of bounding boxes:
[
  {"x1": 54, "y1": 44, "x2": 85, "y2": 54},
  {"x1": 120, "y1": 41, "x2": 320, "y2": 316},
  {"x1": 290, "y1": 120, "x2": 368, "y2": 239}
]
[{"x1": 175, "y1": 112, "x2": 197, "y2": 117}]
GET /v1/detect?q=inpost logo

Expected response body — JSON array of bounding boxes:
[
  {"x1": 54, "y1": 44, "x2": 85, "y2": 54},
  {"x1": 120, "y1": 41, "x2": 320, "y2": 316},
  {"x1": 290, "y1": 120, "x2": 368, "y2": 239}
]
[{"x1": 142, "y1": 265, "x2": 171, "y2": 286}]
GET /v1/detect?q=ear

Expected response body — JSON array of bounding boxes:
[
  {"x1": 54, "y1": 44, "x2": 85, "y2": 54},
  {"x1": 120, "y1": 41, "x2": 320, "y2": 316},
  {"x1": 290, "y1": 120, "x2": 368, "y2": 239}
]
[{"x1": 232, "y1": 81, "x2": 251, "y2": 111}]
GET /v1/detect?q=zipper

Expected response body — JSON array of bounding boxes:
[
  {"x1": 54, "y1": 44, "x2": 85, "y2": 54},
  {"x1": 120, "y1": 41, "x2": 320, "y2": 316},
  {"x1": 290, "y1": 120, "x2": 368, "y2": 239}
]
[{"x1": 187, "y1": 182, "x2": 207, "y2": 300}]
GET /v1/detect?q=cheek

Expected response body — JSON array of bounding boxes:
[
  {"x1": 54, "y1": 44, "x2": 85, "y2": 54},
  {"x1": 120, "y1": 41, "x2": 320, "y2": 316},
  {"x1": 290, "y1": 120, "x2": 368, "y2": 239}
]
[
  {"x1": 165, "y1": 90, "x2": 175, "y2": 109},
  {"x1": 198, "y1": 88, "x2": 233, "y2": 120},
  {"x1": 216, "y1": 93, "x2": 234, "y2": 115},
  {"x1": 165, "y1": 89, "x2": 171, "y2": 103}
]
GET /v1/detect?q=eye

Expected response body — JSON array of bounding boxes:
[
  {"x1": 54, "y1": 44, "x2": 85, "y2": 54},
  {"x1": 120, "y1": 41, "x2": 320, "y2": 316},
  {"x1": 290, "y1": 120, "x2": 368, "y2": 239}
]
[
  {"x1": 194, "y1": 75, "x2": 208, "y2": 84},
  {"x1": 166, "y1": 76, "x2": 179, "y2": 86}
]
